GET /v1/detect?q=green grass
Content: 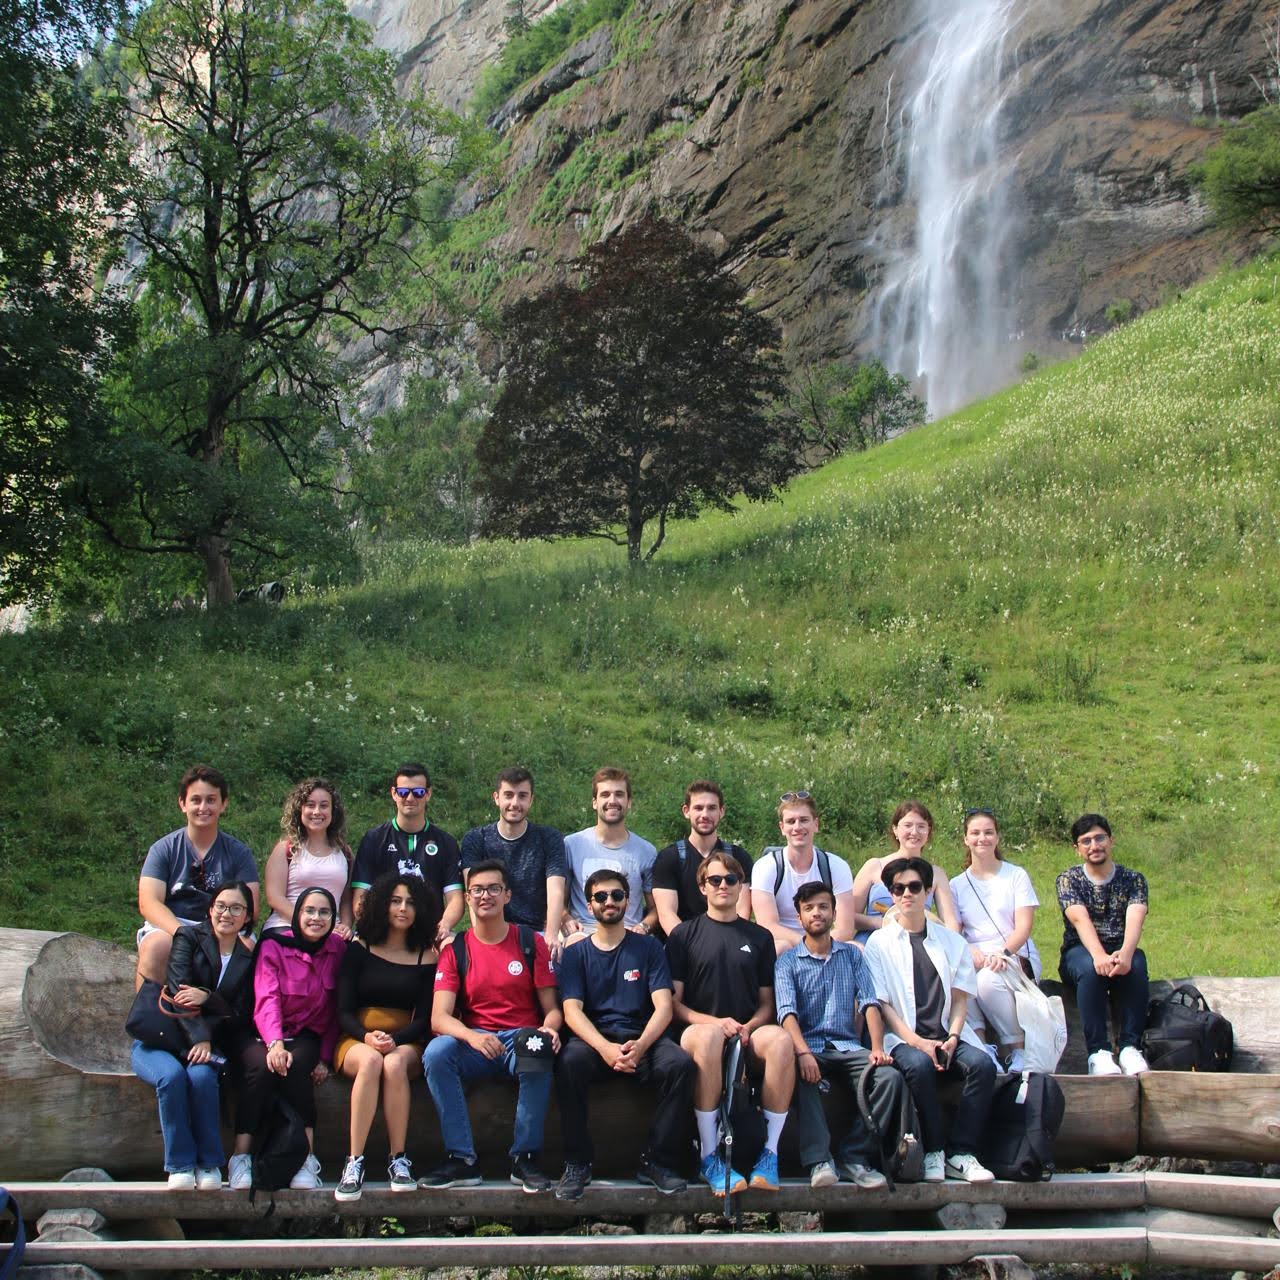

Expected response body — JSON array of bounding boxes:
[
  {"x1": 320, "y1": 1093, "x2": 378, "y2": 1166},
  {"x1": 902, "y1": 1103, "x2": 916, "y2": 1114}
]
[{"x1": 2, "y1": 254, "x2": 1278, "y2": 976}]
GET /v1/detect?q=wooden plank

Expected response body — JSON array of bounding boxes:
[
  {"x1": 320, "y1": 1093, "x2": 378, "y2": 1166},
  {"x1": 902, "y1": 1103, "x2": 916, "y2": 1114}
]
[
  {"x1": 6, "y1": 1173, "x2": 1146, "y2": 1221},
  {"x1": 1144, "y1": 1171, "x2": 1280, "y2": 1220},
  {"x1": 1139, "y1": 1072, "x2": 1280, "y2": 1162},
  {"x1": 1147, "y1": 1230, "x2": 1280, "y2": 1269},
  {"x1": 1054, "y1": 1075, "x2": 1139, "y2": 1164},
  {"x1": 21, "y1": 1227, "x2": 1149, "y2": 1269}
]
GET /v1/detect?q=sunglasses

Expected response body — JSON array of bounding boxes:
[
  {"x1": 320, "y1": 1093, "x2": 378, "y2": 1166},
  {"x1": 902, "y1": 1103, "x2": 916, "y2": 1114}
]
[
  {"x1": 189, "y1": 860, "x2": 213, "y2": 893},
  {"x1": 889, "y1": 880, "x2": 925, "y2": 897},
  {"x1": 965, "y1": 807, "x2": 995, "y2": 819},
  {"x1": 702, "y1": 873, "x2": 741, "y2": 888},
  {"x1": 779, "y1": 791, "x2": 812, "y2": 803},
  {"x1": 590, "y1": 889, "x2": 627, "y2": 905},
  {"x1": 393, "y1": 786, "x2": 428, "y2": 799}
]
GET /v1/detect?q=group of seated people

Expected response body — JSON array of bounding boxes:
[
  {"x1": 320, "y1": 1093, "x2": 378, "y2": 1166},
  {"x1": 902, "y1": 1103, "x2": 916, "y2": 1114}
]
[{"x1": 130, "y1": 762, "x2": 1152, "y2": 1201}]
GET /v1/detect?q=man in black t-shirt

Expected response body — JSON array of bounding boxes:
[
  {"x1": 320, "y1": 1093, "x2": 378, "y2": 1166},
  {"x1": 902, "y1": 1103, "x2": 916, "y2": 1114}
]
[
  {"x1": 667, "y1": 852, "x2": 794, "y2": 1195},
  {"x1": 553, "y1": 869, "x2": 693, "y2": 1201},
  {"x1": 651, "y1": 779, "x2": 753, "y2": 937},
  {"x1": 352, "y1": 763, "x2": 462, "y2": 941},
  {"x1": 460, "y1": 766, "x2": 567, "y2": 951}
]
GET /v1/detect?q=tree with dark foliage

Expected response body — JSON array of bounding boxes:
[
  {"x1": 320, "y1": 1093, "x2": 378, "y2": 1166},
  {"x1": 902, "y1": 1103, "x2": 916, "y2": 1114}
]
[
  {"x1": 0, "y1": 0, "x2": 127, "y2": 605},
  {"x1": 476, "y1": 217, "x2": 804, "y2": 563}
]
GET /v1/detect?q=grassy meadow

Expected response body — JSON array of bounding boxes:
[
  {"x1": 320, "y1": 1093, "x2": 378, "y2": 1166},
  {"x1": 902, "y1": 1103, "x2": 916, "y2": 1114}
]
[{"x1": 1, "y1": 255, "x2": 1277, "y2": 975}]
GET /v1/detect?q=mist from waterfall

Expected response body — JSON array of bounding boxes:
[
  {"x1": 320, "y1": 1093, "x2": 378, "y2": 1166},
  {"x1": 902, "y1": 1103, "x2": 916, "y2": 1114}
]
[{"x1": 870, "y1": 0, "x2": 1022, "y2": 418}]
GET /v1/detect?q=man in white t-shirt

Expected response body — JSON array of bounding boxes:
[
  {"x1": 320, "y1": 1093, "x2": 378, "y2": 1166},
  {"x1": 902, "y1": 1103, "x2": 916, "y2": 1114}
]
[
  {"x1": 562, "y1": 767, "x2": 657, "y2": 941},
  {"x1": 750, "y1": 791, "x2": 855, "y2": 954}
]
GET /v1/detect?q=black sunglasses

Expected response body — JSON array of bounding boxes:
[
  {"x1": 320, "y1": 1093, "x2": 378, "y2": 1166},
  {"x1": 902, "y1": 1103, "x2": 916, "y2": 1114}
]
[
  {"x1": 703, "y1": 873, "x2": 741, "y2": 888},
  {"x1": 889, "y1": 880, "x2": 925, "y2": 897},
  {"x1": 393, "y1": 786, "x2": 428, "y2": 799},
  {"x1": 590, "y1": 889, "x2": 627, "y2": 904}
]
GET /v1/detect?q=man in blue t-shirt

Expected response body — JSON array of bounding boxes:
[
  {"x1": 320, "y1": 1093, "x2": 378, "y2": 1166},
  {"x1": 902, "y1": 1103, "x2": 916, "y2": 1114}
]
[
  {"x1": 136, "y1": 764, "x2": 258, "y2": 984},
  {"x1": 553, "y1": 868, "x2": 693, "y2": 1201},
  {"x1": 460, "y1": 766, "x2": 567, "y2": 952},
  {"x1": 351, "y1": 762, "x2": 463, "y2": 942}
]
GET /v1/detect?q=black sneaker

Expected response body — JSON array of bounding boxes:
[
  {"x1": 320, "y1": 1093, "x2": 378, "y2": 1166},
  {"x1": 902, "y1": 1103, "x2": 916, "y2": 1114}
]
[
  {"x1": 510, "y1": 1153, "x2": 552, "y2": 1194},
  {"x1": 636, "y1": 1159, "x2": 687, "y2": 1194},
  {"x1": 334, "y1": 1155, "x2": 364, "y2": 1202},
  {"x1": 417, "y1": 1155, "x2": 482, "y2": 1189},
  {"x1": 555, "y1": 1161, "x2": 591, "y2": 1202}
]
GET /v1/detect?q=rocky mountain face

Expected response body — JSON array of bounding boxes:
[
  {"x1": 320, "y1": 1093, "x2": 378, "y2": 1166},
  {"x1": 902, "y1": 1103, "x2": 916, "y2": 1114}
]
[{"x1": 369, "y1": 0, "x2": 1272, "y2": 411}]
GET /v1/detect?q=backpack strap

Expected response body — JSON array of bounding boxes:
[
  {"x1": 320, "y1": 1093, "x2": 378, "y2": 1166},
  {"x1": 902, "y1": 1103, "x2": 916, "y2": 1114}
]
[
  {"x1": 516, "y1": 924, "x2": 536, "y2": 968},
  {"x1": 676, "y1": 839, "x2": 688, "y2": 872},
  {"x1": 769, "y1": 847, "x2": 785, "y2": 897},
  {"x1": 0, "y1": 1188, "x2": 26, "y2": 1280},
  {"x1": 771, "y1": 846, "x2": 831, "y2": 895},
  {"x1": 855, "y1": 1065, "x2": 894, "y2": 1192},
  {"x1": 815, "y1": 848, "x2": 833, "y2": 890}
]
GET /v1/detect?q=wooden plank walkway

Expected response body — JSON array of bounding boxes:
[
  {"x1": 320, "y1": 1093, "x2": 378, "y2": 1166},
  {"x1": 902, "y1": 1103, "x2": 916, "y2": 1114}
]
[{"x1": 4, "y1": 1171, "x2": 1150, "y2": 1220}]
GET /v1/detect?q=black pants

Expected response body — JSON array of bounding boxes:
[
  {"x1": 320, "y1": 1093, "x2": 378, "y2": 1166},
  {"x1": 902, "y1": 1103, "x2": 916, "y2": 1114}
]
[
  {"x1": 555, "y1": 1035, "x2": 694, "y2": 1169},
  {"x1": 791, "y1": 1047, "x2": 905, "y2": 1169},
  {"x1": 236, "y1": 1031, "x2": 321, "y2": 1134}
]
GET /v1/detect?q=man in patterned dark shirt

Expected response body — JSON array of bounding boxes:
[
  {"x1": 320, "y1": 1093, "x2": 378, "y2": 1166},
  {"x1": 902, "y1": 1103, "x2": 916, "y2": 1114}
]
[{"x1": 1056, "y1": 812, "x2": 1150, "y2": 1076}]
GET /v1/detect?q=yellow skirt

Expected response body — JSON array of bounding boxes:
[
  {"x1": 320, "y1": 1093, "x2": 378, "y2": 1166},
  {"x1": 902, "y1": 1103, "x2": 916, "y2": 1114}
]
[{"x1": 334, "y1": 1006, "x2": 419, "y2": 1072}]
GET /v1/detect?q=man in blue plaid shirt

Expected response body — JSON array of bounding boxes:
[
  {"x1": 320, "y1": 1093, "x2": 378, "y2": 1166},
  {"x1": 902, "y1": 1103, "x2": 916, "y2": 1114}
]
[{"x1": 774, "y1": 880, "x2": 904, "y2": 1189}]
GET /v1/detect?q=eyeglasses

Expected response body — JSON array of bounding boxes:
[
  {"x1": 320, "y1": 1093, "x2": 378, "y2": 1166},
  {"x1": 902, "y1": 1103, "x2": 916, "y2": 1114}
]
[
  {"x1": 211, "y1": 903, "x2": 247, "y2": 917},
  {"x1": 467, "y1": 883, "x2": 505, "y2": 898},
  {"x1": 300, "y1": 906, "x2": 333, "y2": 919},
  {"x1": 189, "y1": 860, "x2": 213, "y2": 893},
  {"x1": 702, "y1": 873, "x2": 741, "y2": 888},
  {"x1": 393, "y1": 786, "x2": 428, "y2": 799},
  {"x1": 779, "y1": 791, "x2": 812, "y2": 803},
  {"x1": 1077, "y1": 833, "x2": 1109, "y2": 846},
  {"x1": 888, "y1": 880, "x2": 925, "y2": 897},
  {"x1": 590, "y1": 889, "x2": 627, "y2": 904}
]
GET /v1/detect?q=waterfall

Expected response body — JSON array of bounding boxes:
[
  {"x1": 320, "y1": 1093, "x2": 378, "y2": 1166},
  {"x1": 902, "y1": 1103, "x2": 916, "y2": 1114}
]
[{"x1": 870, "y1": 0, "x2": 1023, "y2": 418}]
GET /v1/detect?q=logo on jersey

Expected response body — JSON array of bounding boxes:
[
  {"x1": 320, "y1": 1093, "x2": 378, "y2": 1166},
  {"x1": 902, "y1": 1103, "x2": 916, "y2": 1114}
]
[
  {"x1": 424, "y1": 842, "x2": 439, "y2": 857},
  {"x1": 398, "y1": 859, "x2": 424, "y2": 880},
  {"x1": 740, "y1": 944, "x2": 752, "y2": 953},
  {"x1": 623, "y1": 968, "x2": 640, "y2": 982},
  {"x1": 508, "y1": 960, "x2": 524, "y2": 976}
]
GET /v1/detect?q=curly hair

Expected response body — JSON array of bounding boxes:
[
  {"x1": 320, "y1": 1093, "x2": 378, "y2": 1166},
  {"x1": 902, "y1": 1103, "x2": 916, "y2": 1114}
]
[
  {"x1": 279, "y1": 777, "x2": 351, "y2": 860},
  {"x1": 356, "y1": 872, "x2": 442, "y2": 951}
]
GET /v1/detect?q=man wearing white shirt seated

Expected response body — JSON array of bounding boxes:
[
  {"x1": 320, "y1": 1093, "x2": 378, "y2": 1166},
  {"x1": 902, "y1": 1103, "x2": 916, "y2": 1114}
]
[
  {"x1": 751, "y1": 791, "x2": 856, "y2": 954},
  {"x1": 865, "y1": 856, "x2": 996, "y2": 1184}
]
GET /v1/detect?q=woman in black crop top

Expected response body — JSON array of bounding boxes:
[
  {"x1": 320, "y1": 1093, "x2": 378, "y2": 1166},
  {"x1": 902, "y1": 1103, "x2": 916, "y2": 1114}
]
[{"x1": 332, "y1": 871, "x2": 441, "y2": 1201}]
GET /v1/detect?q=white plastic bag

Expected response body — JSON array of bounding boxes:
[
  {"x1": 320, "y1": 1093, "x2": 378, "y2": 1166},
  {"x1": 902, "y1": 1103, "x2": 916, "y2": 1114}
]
[{"x1": 1005, "y1": 963, "x2": 1068, "y2": 1073}]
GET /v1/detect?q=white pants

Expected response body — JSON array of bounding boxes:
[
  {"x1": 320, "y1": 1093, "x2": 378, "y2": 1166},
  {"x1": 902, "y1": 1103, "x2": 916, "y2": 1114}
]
[{"x1": 965, "y1": 955, "x2": 1042, "y2": 1046}]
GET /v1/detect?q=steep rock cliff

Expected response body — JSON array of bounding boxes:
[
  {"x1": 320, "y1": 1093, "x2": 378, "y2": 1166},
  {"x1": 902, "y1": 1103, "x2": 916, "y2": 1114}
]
[{"x1": 378, "y1": 0, "x2": 1272, "y2": 406}]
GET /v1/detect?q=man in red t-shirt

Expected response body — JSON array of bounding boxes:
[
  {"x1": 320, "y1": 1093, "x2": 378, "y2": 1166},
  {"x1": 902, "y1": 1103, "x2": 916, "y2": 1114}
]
[{"x1": 419, "y1": 859, "x2": 562, "y2": 1192}]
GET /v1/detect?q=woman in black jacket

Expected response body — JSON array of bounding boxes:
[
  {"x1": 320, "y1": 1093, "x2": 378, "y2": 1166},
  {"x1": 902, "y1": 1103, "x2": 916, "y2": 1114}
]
[{"x1": 131, "y1": 879, "x2": 255, "y2": 1189}]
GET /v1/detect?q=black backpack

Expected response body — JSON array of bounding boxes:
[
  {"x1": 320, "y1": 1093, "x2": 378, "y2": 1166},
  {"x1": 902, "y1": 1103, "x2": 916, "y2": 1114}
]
[
  {"x1": 981, "y1": 1070, "x2": 1065, "y2": 1182},
  {"x1": 1142, "y1": 984, "x2": 1234, "y2": 1071},
  {"x1": 250, "y1": 1093, "x2": 310, "y2": 1195},
  {"x1": 765, "y1": 846, "x2": 833, "y2": 896},
  {"x1": 856, "y1": 1063, "x2": 924, "y2": 1189}
]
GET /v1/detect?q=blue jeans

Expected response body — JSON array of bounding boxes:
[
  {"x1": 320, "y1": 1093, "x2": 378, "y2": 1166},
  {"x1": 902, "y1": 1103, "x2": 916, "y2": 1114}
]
[
  {"x1": 131, "y1": 1041, "x2": 224, "y2": 1172},
  {"x1": 421, "y1": 1029, "x2": 552, "y2": 1161},
  {"x1": 1060, "y1": 944, "x2": 1149, "y2": 1054}
]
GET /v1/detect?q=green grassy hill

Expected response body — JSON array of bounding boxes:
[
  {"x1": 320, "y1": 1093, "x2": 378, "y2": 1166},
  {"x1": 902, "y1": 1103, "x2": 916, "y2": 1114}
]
[{"x1": 2, "y1": 255, "x2": 1277, "y2": 975}]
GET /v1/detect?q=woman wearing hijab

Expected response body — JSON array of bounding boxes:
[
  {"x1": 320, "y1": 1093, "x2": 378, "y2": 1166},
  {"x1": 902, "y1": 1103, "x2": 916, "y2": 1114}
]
[{"x1": 227, "y1": 886, "x2": 347, "y2": 1190}]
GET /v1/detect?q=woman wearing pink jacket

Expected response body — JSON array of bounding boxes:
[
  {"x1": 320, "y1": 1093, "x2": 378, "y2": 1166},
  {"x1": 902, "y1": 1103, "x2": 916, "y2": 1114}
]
[{"x1": 227, "y1": 887, "x2": 346, "y2": 1190}]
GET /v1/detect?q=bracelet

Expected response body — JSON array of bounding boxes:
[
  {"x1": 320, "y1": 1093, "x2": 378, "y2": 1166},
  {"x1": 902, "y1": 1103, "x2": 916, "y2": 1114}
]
[{"x1": 797, "y1": 1050, "x2": 814, "y2": 1058}]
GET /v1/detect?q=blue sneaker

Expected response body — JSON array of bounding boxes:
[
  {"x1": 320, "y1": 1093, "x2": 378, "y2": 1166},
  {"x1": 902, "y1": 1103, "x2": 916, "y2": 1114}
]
[
  {"x1": 699, "y1": 1151, "x2": 747, "y2": 1196},
  {"x1": 749, "y1": 1148, "x2": 779, "y2": 1191}
]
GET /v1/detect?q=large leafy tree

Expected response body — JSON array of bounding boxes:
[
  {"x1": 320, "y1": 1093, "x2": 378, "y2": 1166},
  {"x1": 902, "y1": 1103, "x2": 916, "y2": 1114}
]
[
  {"x1": 0, "y1": 0, "x2": 127, "y2": 604},
  {"x1": 82, "y1": 0, "x2": 469, "y2": 605},
  {"x1": 788, "y1": 358, "x2": 927, "y2": 459},
  {"x1": 476, "y1": 216, "x2": 804, "y2": 562},
  {"x1": 1192, "y1": 105, "x2": 1280, "y2": 234}
]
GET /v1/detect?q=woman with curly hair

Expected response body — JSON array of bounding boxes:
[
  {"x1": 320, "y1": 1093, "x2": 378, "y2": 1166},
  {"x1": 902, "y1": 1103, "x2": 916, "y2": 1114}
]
[
  {"x1": 262, "y1": 777, "x2": 353, "y2": 939},
  {"x1": 331, "y1": 871, "x2": 442, "y2": 1201}
]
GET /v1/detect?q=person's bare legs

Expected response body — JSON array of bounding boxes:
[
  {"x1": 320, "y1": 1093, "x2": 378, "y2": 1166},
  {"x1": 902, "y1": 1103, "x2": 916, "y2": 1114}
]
[
  {"x1": 380, "y1": 1046, "x2": 421, "y2": 1153},
  {"x1": 136, "y1": 930, "x2": 173, "y2": 988}
]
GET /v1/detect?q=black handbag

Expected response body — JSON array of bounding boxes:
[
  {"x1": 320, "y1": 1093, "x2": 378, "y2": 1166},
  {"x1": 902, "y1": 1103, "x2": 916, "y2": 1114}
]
[{"x1": 125, "y1": 980, "x2": 201, "y2": 1058}]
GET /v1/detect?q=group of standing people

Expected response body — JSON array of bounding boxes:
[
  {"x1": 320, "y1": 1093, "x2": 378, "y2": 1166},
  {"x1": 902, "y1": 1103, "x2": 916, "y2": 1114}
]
[{"x1": 129, "y1": 761, "x2": 1151, "y2": 1198}]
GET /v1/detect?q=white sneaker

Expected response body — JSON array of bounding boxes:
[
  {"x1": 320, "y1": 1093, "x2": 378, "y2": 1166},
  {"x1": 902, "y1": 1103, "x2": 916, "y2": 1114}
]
[
  {"x1": 195, "y1": 1168, "x2": 222, "y2": 1190},
  {"x1": 167, "y1": 1170, "x2": 196, "y2": 1190},
  {"x1": 1117, "y1": 1046, "x2": 1150, "y2": 1075},
  {"x1": 1006, "y1": 1048, "x2": 1027, "y2": 1074},
  {"x1": 923, "y1": 1150, "x2": 945, "y2": 1183},
  {"x1": 946, "y1": 1152, "x2": 995, "y2": 1184},
  {"x1": 809, "y1": 1160, "x2": 838, "y2": 1188},
  {"x1": 228, "y1": 1153, "x2": 253, "y2": 1190},
  {"x1": 1088, "y1": 1050, "x2": 1123, "y2": 1076},
  {"x1": 290, "y1": 1152, "x2": 322, "y2": 1190}
]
